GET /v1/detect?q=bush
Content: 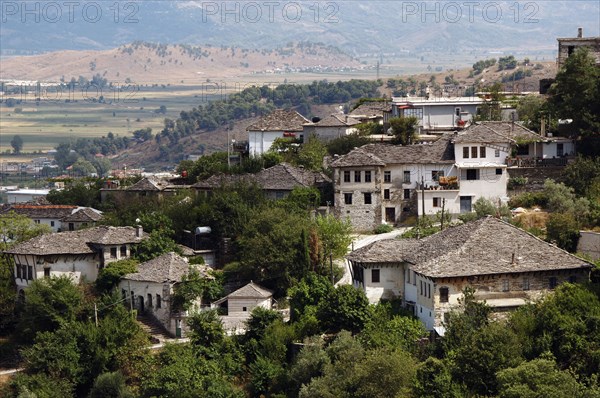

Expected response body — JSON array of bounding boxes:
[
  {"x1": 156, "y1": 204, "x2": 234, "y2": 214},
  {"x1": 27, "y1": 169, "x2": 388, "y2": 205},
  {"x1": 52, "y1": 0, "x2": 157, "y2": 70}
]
[
  {"x1": 546, "y1": 212, "x2": 580, "y2": 252},
  {"x1": 508, "y1": 192, "x2": 547, "y2": 208},
  {"x1": 374, "y1": 224, "x2": 394, "y2": 234},
  {"x1": 95, "y1": 259, "x2": 138, "y2": 293}
]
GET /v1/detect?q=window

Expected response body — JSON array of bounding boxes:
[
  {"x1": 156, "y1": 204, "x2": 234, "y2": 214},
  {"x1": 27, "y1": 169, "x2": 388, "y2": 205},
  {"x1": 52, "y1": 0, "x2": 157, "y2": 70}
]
[
  {"x1": 50, "y1": 221, "x2": 55, "y2": 227},
  {"x1": 16, "y1": 264, "x2": 22, "y2": 279},
  {"x1": 420, "y1": 281, "x2": 423, "y2": 295},
  {"x1": 68, "y1": 223, "x2": 74, "y2": 231},
  {"x1": 372, "y1": 269, "x2": 380, "y2": 283},
  {"x1": 466, "y1": 169, "x2": 479, "y2": 180},
  {"x1": 471, "y1": 146, "x2": 478, "y2": 158},
  {"x1": 34, "y1": 220, "x2": 40, "y2": 224},
  {"x1": 463, "y1": 146, "x2": 469, "y2": 158},
  {"x1": 495, "y1": 149, "x2": 500, "y2": 157},
  {"x1": 403, "y1": 189, "x2": 410, "y2": 199},
  {"x1": 455, "y1": 107, "x2": 461, "y2": 117},
  {"x1": 443, "y1": 312, "x2": 450, "y2": 324},
  {"x1": 120, "y1": 245, "x2": 127, "y2": 257},
  {"x1": 243, "y1": 307, "x2": 247, "y2": 312},
  {"x1": 496, "y1": 168, "x2": 502, "y2": 175},
  {"x1": 403, "y1": 171, "x2": 411, "y2": 183},
  {"x1": 502, "y1": 279, "x2": 510, "y2": 292},
  {"x1": 275, "y1": 191, "x2": 285, "y2": 199},
  {"x1": 344, "y1": 193, "x2": 353, "y2": 205},
  {"x1": 147, "y1": 294, "x2": 153, "y2": 308},
  {"x1": 432, "y1": 170, "x2": 444, "y2": 181},
  {"x1": 523, "y1": 277, "x2": 530, "y2": 290},
  {"x1": 384, "y1": 189, "x2": 390, "y2": 200},
  {"x1": 440, "y1": 287, "x2": 449, "y2": 303},
  {"x1": 568, "y1": 275, "x2": 577, "y2": 283},
  {"x1": 516, "y1": 145, "x2": 529, "y2": 155},
  {"x1": 384, "y1": 171, "x2": 391, "y2": 183},
  {"x1": 364, "y1": 171, "x2": 372, "y2": 183},
  {"x1": 363, "y1": 193, "x2": 372, "y2": 205},
  {"x1": 433, "y1": 197, "x2": 441, "y2": 207},
  {"x1": 110, "y1": 247, "x2": 118, "y2": 259},
  {"x1": 344, "y1": 170, "x2": 351, "y2": 182},
  {"x1": 156, "y1": 294, "x2": 162, "y2": 308},
  {"x1": 354, "y1": 171, "x2": 361, "y2": 183},
  {"x1": 44, "y1": 268, "x2": 50, "y2": 278},
  {"x1": 27, "y1": 265, "x2": 33, "y2": 280},
  {"x1": 480, "y1": 146, "x2": 486, "y2": 158},
  {"x1": 557, "y1": 143, "x2": 564, "y2": 157},
  {"x1": 404, "y1": 107, "x2": 423, "y2": 120},
  {"x1": 427, "y1": 283, "x2": 431, "y2": 298},
  {"x1": 549, "y1": 277, "x2": 558, "y2": 289}
]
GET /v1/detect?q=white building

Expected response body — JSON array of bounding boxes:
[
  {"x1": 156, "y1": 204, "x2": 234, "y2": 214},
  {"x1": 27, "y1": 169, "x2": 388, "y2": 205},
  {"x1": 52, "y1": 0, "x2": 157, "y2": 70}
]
[
  {"x1": 391, "y1": 96, "x2": 484, "y2": 133},
  {"x1": 302, "y1": 114, "x2": 360, "y2": 141},
  {"x1": 6, "y1": 189, "x2": 52, "y2": 204},
  {"x1": 347, "y1": 217, "x2": 593, "y2": 331},
  {"x1": 247, "y1": 109, "x2": 310, "y2": 156},
  {"x1": 3, "y1": 204, "x2": 103, "y2": 232},
  {"x1": 119, "y1": 252, "x2": 213, "y2": 338},
  {"x1": 4, "y1": 226, "x2": 146, "y2": 294},
  {"x1": 212, "y1": 282, "x2": 274, "y2": 333}
]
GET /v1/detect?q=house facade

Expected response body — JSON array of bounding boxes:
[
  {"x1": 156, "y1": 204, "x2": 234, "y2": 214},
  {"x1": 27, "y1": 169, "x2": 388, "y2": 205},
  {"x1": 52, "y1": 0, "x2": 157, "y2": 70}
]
[
  {"x1": 247, "y1": 109, "x2": 310, "y2": 156},
  {"x1": 100, "y1": 177, "x2": 190, "y2": 204},
  {"x1": 391, "y1": 96, "x2": 484, "y2": 133},
  {"x1": 2, "y1": 204, "x2": 103, "y2": 232},
  {"x1": 347, "y1": 217, "x2": 593, "y2": 331},
  {"x1": 212, "y1": 282, "x2": 274, "y2": 333},
  {"x1": 4, "y1": 226, "x2": 146, "y2": 294},
  {"x1": 302, "y1": 114, "x2": 360, "y2": 141},
  {"x1": 557, "y1": 28, "x2": 600, "y2": 67},
  {"x1": 119, "y1": 252, "x2": 213, "y2": 338}
]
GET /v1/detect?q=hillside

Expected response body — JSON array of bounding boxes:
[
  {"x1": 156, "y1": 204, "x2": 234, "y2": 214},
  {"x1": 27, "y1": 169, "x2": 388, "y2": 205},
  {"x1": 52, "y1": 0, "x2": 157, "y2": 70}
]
[
  {"x1": 0, "y1": 42, "x2": 362, "y2": 84},
  {"x1": 110, "y1": 61, "x2": 557, "y2": 171}
]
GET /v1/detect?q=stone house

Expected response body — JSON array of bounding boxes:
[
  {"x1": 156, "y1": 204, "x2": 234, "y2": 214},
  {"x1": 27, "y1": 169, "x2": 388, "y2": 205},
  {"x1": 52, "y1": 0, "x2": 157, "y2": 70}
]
[
  {"x1": 247, "y1": 109, "x2": 310, "y2": 156},
  {"x1": 1, "y1": 204, "x2": 103, "y2": 232},
  {"x1": 4, "y1": 226, "x2": 146, "y2": 296},
  {"x1": 211, "y1": 282, "x2": 274, "y2": 333},
  {"x1": 347, "y1": 217, "x2": 593, "y2": 331},
  {"x1": 557, "y1": 28, "x2": 600, "y2": 67},
  {"x1": 330, "y1": 135, "x2": 455, "y2": 231},
  {"x1": 119, "y1": 252, "x2": 213, "y2": 338},
  {"x1": 348, "y1": 101, "x2": 392, "y2": 127},
  {"x1": 302, "y1": 114, "x2": 360, "y2": 141},
  {"x1": 100, "y1": 177, "x2": 191, "y2": 204},
  {"x1": 193, "y1": 162, "x2": 331, "y2": 201}
]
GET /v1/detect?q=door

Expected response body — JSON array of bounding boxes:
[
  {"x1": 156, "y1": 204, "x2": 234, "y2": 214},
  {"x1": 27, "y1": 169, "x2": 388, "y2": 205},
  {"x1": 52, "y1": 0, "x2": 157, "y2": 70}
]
[
  {"x1": 557, "y1": 143, "x2": 564, "y2": 157},
  {"x1": 460, "y1": 196, "x2": 472, "y2": 213},
  {"x1": 385, "y1": 207, "x2": 396, "y2": 223},
  {"x1": 138, "y1": 295, "x2": 144, "y2": 313}
]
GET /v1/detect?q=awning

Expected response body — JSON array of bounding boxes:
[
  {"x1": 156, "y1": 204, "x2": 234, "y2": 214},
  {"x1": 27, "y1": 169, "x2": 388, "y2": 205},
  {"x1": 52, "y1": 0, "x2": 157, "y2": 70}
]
[
  {"x1": 455, "y1": 163, "x2": 507, "y2": 168},
  {"x1": 479, "y1": 298, "x2": 527, "y2": 308},
  {"x1": 433, "y1": 326, "x2": 446, "y2": 337},
  {"x1": 397, "y1": 105, "x2": 411, "y2": 109}
]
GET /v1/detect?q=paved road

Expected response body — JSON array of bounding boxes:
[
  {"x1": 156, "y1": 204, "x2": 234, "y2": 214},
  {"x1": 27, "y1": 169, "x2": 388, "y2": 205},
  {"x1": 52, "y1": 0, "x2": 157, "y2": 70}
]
[{"x1": 335, "y1": 227, "x2": 410, "y2": 287}]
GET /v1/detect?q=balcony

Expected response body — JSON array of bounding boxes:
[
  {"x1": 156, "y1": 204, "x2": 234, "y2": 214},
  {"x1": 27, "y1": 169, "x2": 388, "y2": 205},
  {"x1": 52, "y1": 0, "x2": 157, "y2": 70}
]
[
  {"x1": 507, "y1": 157, "x2": 573, "y2": 168},
  {"x1": 419, "y1": 176, "x2": 460, "y2": 191}
]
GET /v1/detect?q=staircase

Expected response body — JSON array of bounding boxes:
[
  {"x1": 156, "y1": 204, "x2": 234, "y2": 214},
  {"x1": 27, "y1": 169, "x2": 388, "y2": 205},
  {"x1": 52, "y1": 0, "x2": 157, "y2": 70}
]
[{"x1": 136, "y1": 314, "x2": 173, "y2": 343}]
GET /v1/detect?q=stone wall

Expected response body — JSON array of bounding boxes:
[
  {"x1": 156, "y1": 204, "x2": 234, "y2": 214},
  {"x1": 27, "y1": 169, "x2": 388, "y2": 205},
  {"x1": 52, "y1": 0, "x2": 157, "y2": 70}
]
[
  {"x1": 578, "y1": 231, "x2": 600, "y2": 261},
  {"x1": 507, "y1": 167, "x2": 565, "y2": 194}
]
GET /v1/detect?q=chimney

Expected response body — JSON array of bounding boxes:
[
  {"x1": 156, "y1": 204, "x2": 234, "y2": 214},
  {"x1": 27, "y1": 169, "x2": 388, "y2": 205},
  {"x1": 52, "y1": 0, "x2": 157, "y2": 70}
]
[
  {"x1": 511, "y1": 252, "x2": 516, "y2": 265},
  {"x1": 578, "y1": 27, "x2": 583, "y2": 38},
  {"x1": 136, "y1": 225, "x2": 143, "y2": 238}
]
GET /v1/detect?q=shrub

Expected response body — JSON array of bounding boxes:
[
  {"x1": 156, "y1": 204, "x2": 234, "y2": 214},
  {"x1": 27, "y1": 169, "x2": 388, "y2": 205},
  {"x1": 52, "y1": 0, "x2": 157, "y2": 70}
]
[{"x1": 374, "y1": 224, "x2": 394, "y2": 234}]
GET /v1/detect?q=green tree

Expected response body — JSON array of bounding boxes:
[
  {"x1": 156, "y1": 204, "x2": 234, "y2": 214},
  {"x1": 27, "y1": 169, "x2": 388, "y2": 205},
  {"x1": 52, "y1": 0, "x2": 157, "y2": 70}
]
[
  {"x1": 516, "y1": 95, "x2": 549, "y2": 133},
  {"x1": 132, "y1": 230, "x2": 180, "y2": 262},
  {"x1": 296, "y1": 135, "x2": 327, "y2": 171},
  {"x1": 187, "y1": 309, "x2": 225, "y2": 355},
  {"x1": 496, "y1": 358, "x2": 587, "y2": 398},
  {"x1": 4, "y1": 373, "x2": 74, "y2": 398},
  {"x1": 359, "y1": 303, "x2": 426, "y2": 352},
  {"x1": 88, "y1": 371, "x2": 134, "y2": 398},
  {"x1": 548, "y1": 47, "x2": 600, "y2": 137},
  {"x1": 17, "y1": 276, "x2": 84, "y2": 341},
  {"x1": 11, "y1": 134, "x2": 24, "y2": 153},
  {"x1": 95, "y1": 259, "x2": 138, "y2": 293},
  {"x1": 562, "y1": 156, "x2": 600, "y2": 197},
  {"x1": 0, "y1": 211, "x2": 52, "y2": 248},
  {"x1": 414, "y1": 357, "x2": 462, "y2": 398},
  {"x1": 472, "y1": 197, "x2": 511, "y2": 219},
  {"x1": 288, "y1": 272, "x2": 333, "y2": 322},
  {"x1": 389, "y1": 116, "x2": 418, "y2": 145},
  {"x1": 71, "y1": 158, "x2": 97, "y2": 176},
  {"x1": 476, "y1": 83, "x2": 505, "y2": 121},
  {"x1": 316, "y1": 285, "x2": 370, "y2": 333},
  {"x1": 326, "y1": 133, "x2": 372, "y2": 156},
  {"x1": 546, "y1": 212, "x2": 580, "y2": 252},
  {"x1": 312, "y1": 214, "x2": 353, "y2": 265}
]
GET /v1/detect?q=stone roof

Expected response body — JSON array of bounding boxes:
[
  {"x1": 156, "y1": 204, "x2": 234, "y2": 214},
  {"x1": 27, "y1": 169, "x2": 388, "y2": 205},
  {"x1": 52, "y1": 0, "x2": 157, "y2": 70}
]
[
  {"x1": 346, "y1": 239, "x2": 420, "y2": 263},
  {"x1": 3, "y1": 204, "x2": 76, "y2": 219},
  {"x1": 308, "y1": 114, "x2": 361, "y2": 127},
  {"x1": 226, "y1": 282, "x2": 274, "y2": 299},
  {"x1": 122, "y1": 252, "x2": 212, "y2": 283},
  {"x1": 330, "y1": 135, "x2": 455, "y2": 168},
  {"x1": 347, "y1": 217, "x2": 592, "y2": 278},
  {"x1": 193, "y1": 163, "x2": 330, "y2": 191},
  {"x1": 126, "y1": 177, "x2": 169, "y2": 191},
  {"x1": 5, "y1": 226, "x2": 146, "y2": 256},
  {"x1": 246, "y1": 109, "x2": 310, "y2": 132},
  {"x1": 349, "y1": 102, "x2": 392, "y2": 117},
  {"x1": 453, "y1": 121, "x2": 543, "y2": 144},
  {"x1": 255, "y1": 163, "x2": 331, "y2": 190},
  {"x1": 61, "y1": 207, "x2": 103, "y2": 223}
]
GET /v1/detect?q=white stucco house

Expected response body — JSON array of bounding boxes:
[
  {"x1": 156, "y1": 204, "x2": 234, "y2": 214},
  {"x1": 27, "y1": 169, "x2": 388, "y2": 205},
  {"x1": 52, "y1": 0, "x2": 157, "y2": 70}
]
[
  {"x1": 212, "y1": 281, "x2": 274, "y2": 333},
  {"x1": 391, "y1": 96, "x2": 484, "y2": 133},
  {"x1": 247, "y1": 109, "x2": 310, "y2": 156},
  {"x1": 2, "y1": 204, "x2": 103, "y2": 232},
  {"x1": 347, "y1": 217, "x2": 593, "y2": 331},
  {"x1": 4, "y1": 226, "x2": 146, "y2": 295},
  {"x1": 119, "y1": 252, "x2": 213, "y2": 338}
]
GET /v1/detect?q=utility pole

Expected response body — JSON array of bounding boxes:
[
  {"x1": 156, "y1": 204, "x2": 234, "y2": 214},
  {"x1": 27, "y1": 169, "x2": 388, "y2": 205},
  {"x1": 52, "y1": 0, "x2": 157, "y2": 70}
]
[
  {"x1": 128, "y1": 280, "x2": 133, "y2": 312},
  {"x1": 330, "y1": 253, "x2": 334, "y2": 285},
  {"x1": 94, "y1": 303, "x2": 99, "y2": 327},
  {"x1": 441, "y1": 198, "x2": 446, "y2": 230}
]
